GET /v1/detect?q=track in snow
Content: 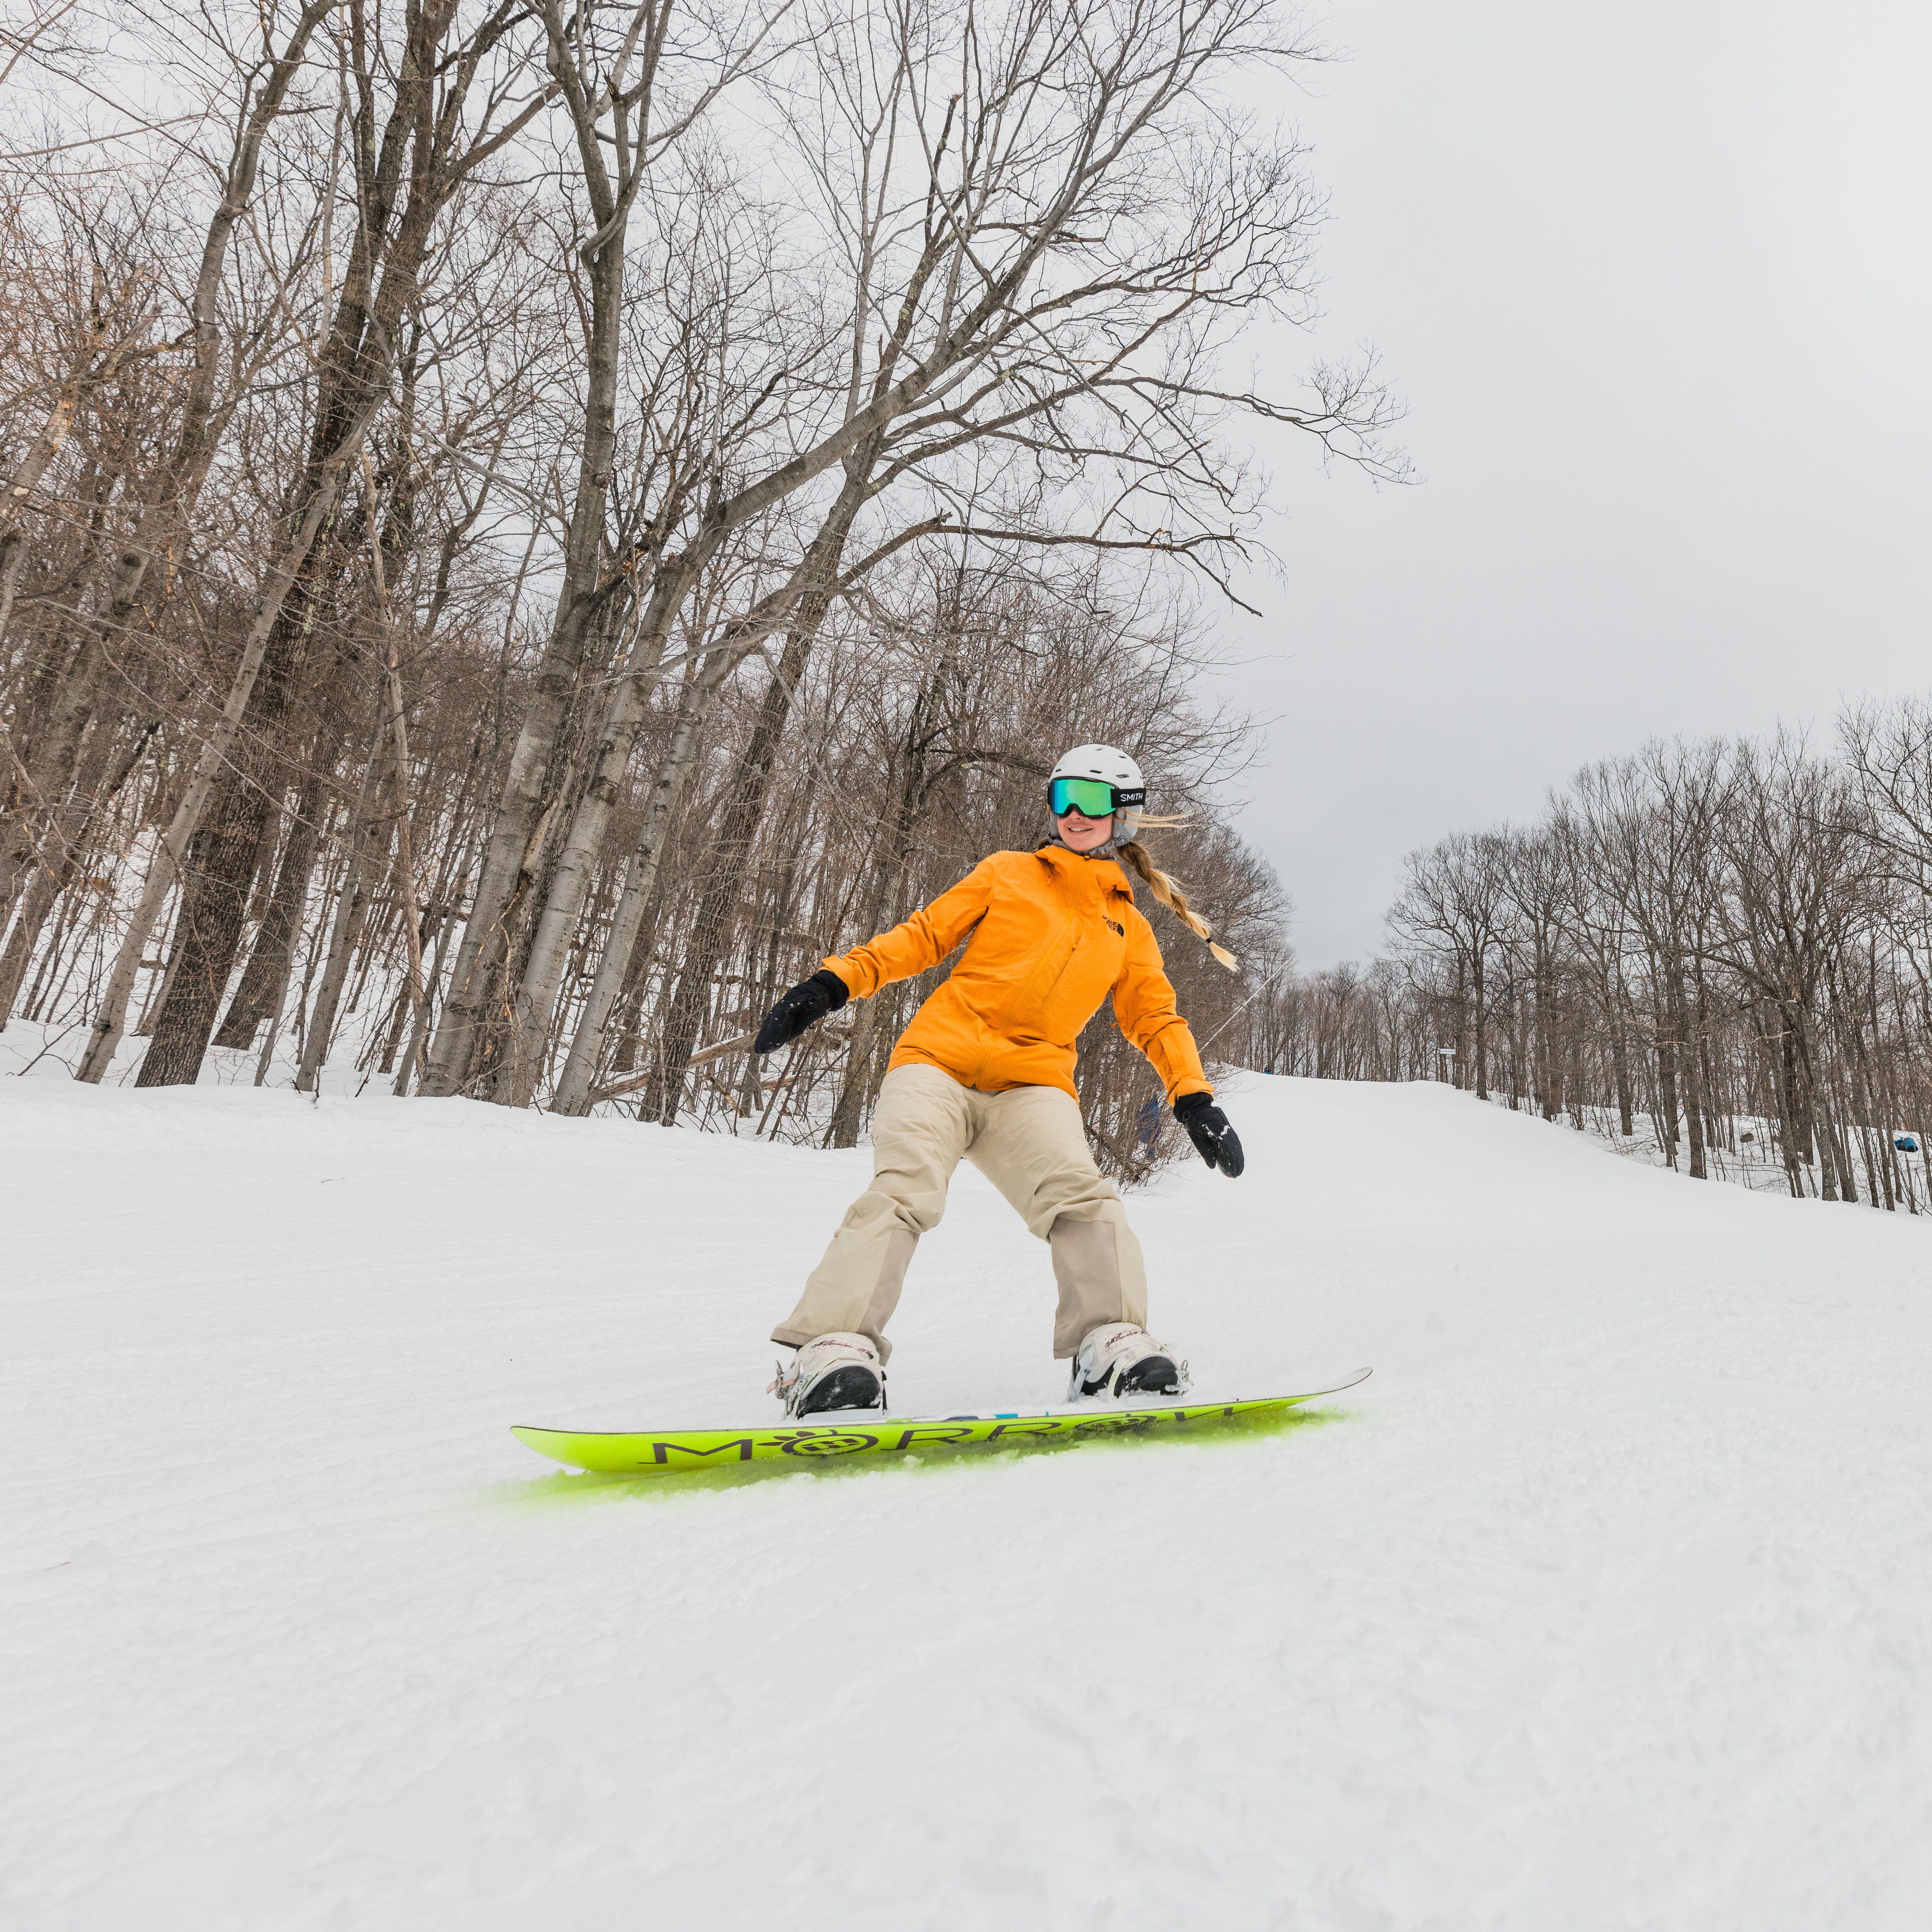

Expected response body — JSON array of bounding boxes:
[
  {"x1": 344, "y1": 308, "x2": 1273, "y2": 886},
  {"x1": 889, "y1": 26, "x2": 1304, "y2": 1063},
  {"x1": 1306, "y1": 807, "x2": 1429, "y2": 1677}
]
[{"x1": 4, "y1": 1071, "x2": 1931, "y2": 1930}]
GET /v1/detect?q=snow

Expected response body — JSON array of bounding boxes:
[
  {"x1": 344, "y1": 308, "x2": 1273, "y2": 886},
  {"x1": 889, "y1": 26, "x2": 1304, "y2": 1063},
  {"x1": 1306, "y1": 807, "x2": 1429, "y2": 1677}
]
[{"x1": 5, "y1": 1061, "x2": 1932, "y2": 1930}]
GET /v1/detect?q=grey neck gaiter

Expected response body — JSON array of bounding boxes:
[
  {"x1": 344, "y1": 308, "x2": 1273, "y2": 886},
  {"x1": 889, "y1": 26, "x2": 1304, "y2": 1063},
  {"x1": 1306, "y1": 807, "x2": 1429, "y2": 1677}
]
[{"x1": 1043, "y1": 824, "x2": 1133, "y2": 860}]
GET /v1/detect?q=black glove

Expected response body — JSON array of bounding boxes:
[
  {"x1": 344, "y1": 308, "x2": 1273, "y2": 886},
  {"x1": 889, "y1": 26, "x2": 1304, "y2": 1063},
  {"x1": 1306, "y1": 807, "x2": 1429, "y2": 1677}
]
[
  {"x1": 1175, "y1": 1091, "x2": 1244, "y2": 1176},
  {"x1": 753, "y1": 968, "x2": 850, "y2": 1055}
]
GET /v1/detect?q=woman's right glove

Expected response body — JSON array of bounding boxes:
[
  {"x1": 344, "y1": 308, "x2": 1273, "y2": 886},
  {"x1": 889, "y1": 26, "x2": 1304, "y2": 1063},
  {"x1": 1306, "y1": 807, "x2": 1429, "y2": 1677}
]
[
  {"x1": 1174, "y1": 1092, "x2": 1244, "y2": 1176},
  {"x1": 753, "y1": 969, "x2": 850, "y2": 1055}
]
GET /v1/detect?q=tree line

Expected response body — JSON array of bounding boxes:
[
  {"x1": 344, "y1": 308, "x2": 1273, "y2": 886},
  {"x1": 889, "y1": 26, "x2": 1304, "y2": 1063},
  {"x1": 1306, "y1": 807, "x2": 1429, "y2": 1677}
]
[
  {"x1": 2, "y1": 0, "x2": 1392, "y2": 1165},
  {"x1": 1232, "y1": 709, "x2": 1932, "y2": 1212}
]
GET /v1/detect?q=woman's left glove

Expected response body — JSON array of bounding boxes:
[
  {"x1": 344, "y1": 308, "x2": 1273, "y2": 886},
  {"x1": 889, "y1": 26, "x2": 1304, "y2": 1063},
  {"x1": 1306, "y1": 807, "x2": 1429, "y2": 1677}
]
[
  {"x1": 754, "y1": 969, "x2": 850, "y2": 1055},
  {"x1": 1174, "y1": 1092, "x2": 1244, "y2": 1176}
]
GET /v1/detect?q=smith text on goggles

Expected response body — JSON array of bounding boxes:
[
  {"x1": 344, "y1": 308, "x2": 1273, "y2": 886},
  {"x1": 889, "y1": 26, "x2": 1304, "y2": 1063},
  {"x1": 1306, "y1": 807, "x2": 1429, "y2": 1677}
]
[{"x1": 1049, "y1": 776, "x2": 1146, "y2": 819}]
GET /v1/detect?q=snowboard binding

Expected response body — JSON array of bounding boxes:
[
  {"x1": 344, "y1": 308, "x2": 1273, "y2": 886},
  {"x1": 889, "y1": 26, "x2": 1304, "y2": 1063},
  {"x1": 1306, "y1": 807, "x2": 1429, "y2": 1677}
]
[
  {"x1": 1066, "y1": 1322, "x2": 1189, "y2": 1401},
  {"x1": 771, "y1": 1332, "x2": 888, "y2": 1418}
]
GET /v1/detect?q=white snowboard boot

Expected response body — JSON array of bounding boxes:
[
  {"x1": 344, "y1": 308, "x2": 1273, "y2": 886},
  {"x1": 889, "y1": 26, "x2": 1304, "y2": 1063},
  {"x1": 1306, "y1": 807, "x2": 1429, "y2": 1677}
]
[
  {"x1": 770, "y1": 1332, "x2": 886, "y2": 1418},
  {"x1": 1067, "y1": 1322, "x2": 1189, "y2": 1400}
]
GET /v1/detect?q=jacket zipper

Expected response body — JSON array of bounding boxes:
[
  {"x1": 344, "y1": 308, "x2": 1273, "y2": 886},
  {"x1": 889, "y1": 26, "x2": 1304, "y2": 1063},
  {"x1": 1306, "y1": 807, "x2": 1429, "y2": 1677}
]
[{"x1": 1041, "y1": 933, "x2": 1082, "y2": 1013}]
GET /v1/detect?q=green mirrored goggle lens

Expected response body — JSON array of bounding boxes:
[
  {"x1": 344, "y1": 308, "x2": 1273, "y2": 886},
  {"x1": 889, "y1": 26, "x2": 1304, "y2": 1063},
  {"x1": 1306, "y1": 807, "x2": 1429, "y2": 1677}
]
[{"x1": 1049, "y1": 777, "x2": 1118, "y2": 818}]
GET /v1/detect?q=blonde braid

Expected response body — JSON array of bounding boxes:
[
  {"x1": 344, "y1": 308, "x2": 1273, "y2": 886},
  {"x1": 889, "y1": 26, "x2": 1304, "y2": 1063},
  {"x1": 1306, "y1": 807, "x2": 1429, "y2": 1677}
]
[{"x1": 1117, "y1": 837, "x2": 1240, "y2": 973}]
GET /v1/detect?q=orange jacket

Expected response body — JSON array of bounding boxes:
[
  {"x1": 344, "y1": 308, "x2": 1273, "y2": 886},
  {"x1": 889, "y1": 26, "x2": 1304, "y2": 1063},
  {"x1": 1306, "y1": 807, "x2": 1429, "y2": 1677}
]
[{"x1": 824, "y1": 844, "x2": 1212, "y2": 1104}]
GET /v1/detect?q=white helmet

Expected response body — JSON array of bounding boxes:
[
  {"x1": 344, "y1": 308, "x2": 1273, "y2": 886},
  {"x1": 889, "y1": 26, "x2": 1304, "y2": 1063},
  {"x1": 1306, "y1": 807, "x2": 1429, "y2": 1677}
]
[{"x1": 1049, "y1": 743, "x2": 1146, "y2": 837}]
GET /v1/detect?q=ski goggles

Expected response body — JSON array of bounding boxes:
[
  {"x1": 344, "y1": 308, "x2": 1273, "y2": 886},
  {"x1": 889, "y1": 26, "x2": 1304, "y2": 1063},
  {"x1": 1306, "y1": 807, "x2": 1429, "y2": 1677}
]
[{"x1": 1048, "y1": 776, "x2": 1146, "y2": 819}]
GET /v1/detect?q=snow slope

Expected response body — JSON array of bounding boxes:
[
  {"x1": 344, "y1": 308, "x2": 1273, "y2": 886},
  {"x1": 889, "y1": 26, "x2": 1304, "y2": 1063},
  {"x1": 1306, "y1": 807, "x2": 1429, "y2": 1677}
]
[{"x1": 5, "y1": 1071, "x2": 1931, "y2": 1931}]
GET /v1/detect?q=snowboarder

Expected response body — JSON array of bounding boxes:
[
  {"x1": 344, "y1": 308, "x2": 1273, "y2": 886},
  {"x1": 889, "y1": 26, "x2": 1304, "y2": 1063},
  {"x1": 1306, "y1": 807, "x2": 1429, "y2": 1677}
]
[{"x1": 752, "y1": 744, "x2": 1245, "y2": 1418}]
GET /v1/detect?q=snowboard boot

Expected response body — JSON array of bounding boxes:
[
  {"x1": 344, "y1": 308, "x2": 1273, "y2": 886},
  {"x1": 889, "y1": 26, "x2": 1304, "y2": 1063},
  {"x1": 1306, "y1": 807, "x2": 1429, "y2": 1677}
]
[
  {"x1": 1067, "y1": 1321, "x2": 1189, "y2": 1400},
  {"x1": 770, "y1": 1332, "x2": 887, "y2": 1418}
]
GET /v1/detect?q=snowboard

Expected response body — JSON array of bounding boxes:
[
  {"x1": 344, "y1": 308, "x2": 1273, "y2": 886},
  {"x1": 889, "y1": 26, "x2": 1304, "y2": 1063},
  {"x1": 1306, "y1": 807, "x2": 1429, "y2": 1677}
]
[{"x1": 511, "y1": 1369, "x2": 1371, "y2": 1477}]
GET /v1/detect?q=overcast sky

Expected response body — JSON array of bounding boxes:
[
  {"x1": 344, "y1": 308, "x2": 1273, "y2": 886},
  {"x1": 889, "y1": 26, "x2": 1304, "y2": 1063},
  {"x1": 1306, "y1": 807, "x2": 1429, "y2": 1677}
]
[{"x1": 1218, "y1": 0, "x2": 1932, "y2": 968}]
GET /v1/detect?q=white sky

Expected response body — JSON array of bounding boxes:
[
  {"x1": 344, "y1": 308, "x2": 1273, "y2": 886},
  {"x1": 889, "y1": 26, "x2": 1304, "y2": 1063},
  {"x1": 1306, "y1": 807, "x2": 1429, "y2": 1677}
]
[{"x1": 1221, "y1": 0, "x2": 1932, "y2": 967}]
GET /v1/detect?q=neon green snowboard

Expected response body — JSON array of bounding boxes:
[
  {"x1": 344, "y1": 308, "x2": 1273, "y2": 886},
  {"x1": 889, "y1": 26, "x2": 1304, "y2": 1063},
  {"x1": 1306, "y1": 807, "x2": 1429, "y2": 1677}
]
[{"x1": 512, "y1": 1370, "x2": 1371, "y2": 1476}]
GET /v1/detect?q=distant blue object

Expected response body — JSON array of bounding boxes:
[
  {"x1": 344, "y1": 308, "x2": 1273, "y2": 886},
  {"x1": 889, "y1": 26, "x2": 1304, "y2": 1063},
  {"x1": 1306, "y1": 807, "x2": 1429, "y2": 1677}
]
[
  {"x1": 1135, "y1": 1095, "x2": 1162, "y2": 1147},
  {"x1": 1896, "y1": 1135, "x2": 1920, "y2": 1154}
]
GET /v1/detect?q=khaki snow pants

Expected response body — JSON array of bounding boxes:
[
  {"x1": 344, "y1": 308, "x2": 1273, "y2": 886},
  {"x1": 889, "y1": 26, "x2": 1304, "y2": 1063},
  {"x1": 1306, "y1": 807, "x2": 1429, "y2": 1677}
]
[{"x1": 772, "y1": 1063, "x2": 1148, "y2": 1363}]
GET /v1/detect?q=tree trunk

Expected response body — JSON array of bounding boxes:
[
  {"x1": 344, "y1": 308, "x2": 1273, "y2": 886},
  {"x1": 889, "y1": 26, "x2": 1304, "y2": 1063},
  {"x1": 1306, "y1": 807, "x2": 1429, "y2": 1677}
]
[
  {"x1": 296, "y1": 745, "x2": 388, "y2": 1093},
  {"x1": 1655, "y1": 1033, "x2": 1680, "y2": 1168},
  {"x1": 640, "y1": 566, "x2": 851, "y2": 1126},
  {"x1": 552, "y1": 641, "x2": 738, "y2": 1114},
  {"x1": 824, "y1": 621, "x2": 960, "y2": 1145},
  {"x1": 1668, "y1": 962, "x2": 1706, "y2": 1180},
  {"x1": 1610, "y1": 1000, "x2": 1634, "y2": 1139},
  {"x1": 391, "y1": 895, "x2": 452, "y2": 1094},
  {"x1": 1471, "y1": 958, "x2": 1489, "y2": 1100},
  {"x1": 0, "y1": 298, "x2": 121, "y2": 649},
  {"x1": 135, "y1": 738, "x2": 298, "y2": 1084},
  {"x1": 0, "y1": 711, "x2": 147, "y2": 1027},
  {"x1": 214, "y1": 762, "x2": 331, "y2": 1047},
  {"x1": 0, "y1": 636, "x2": 114, "y2": 921},
  {"x1": 74, "y1": 433, "x2": 372, "y2": 1086},
  {"x1": 602, "y1": 853, "x2": 682, "y2": 1082},
  {"x1": 134, "y1": 583, "x2": 319, "y2": 1087},
  {"x1": 1, "y1": 0, "x2": 333, "y2": 916},
  {"x1": 0, "y1": 861, "x2": 66, "y2": 1031},
  {"x1": 117, "y1": 0, "x2": 528, "y2": 1087},
  {"x1": 421, "y1": 106, "x2": 640, "y2": 1101},
  {"x1": 1776, "y1": 1016, "x2": 1808, "y2": 1194}
]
